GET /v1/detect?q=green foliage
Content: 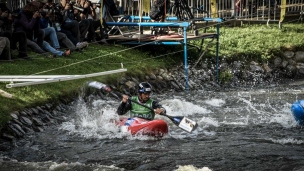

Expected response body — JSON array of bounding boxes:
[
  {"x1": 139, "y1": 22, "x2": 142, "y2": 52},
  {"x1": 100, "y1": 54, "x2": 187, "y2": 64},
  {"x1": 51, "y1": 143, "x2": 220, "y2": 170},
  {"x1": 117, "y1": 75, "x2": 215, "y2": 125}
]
[
  {"x1": 219, "y1": 69, "x2": 233, "y2": 84},
  {"x1": 193, "y1": 23, "x2": 304, "y2": 61}
]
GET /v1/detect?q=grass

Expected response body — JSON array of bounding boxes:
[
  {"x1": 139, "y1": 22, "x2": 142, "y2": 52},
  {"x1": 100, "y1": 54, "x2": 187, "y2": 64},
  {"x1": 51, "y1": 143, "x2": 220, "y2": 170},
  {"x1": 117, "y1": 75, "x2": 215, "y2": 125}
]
[
  {"x1": 192, "y1": 23, "x2": 304, "y2": 63},
  {"x1": 0, "y1": 23, "x2": 304, "y2": 129}
]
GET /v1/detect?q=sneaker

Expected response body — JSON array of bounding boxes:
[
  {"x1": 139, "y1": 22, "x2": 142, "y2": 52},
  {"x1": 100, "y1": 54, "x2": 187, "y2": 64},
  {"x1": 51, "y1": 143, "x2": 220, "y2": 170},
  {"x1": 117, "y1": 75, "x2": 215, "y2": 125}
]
[
  {"x1": 81, "y1": 41, "x2": 89, "y2": 48},
  {"x1": 76, "y1": 42, "x2": 82, "y2": 49},
  {"x1": 76, "y1": 42, "x2": 88, "y2": 49},
  {"x1": 100, "y1": 39, "x2": 108, "y2": 44},
  {"x1": 62, "y1": 49, "x2": 71, "y2": 57}
]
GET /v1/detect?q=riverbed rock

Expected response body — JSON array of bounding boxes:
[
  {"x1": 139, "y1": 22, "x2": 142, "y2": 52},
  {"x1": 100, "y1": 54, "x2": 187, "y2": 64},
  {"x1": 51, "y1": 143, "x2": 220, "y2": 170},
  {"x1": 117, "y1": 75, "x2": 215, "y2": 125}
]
[
  {"x1": 32, "y1": 125, "x2": 44, "y2": 132},
  {"x1": 8, "y1": 123, "x2": 25, "y2": 137},
  {"x1": 10, "y1": 112, "x2": 18, "y2": 120},
  {"x1": 296, "y1": 63, "x2": 304, "y2": 75},
  {"x1": 20, "y1": 111, "x2": 28, "y2": 117},
  {"x1": 12, "y1": 119, "x2": 23, "y2": 127},
  {"x1": 125, "y1": 81, "x2": 136, "y2": 89},
  {"x1": 286, "y1": 65, "x2": 297, "y2": 77},
  {"x1": 1, "y1": 133, "x2": 15, "y2": 141},
  {"x1": 32, "y1": 117, "x2": 44, "y2": 126},
  {"x1": 295, "y1": 51, "x2": 304, "y2": 62},
  {"x1": 31, "y1": 108, "x2": 39, "y2": 115},
  {"x1": 283, "y1": 51, "x2": 294, "y2": 58},
  {"x1": 149, "y1": 73, "x2": 157, "y2": 80},
  {"x1": 263, "y1": 63, "x2": 272, "y2": 73},
  {"x1": 19, "y1": 116, "x2": 32, "y2": 127},
  {"x1": 273, "y1": 57, "x2": 282, "y2": 68},
  {"x1": 36, "y1": 106, "x2": 44, "y2": 113},
  {"x1": 161, "y1": 73, "x2": 172, "y2": 81},
  {"x1": 282, "y1": 61, "x2": 288, "y2": 68}
]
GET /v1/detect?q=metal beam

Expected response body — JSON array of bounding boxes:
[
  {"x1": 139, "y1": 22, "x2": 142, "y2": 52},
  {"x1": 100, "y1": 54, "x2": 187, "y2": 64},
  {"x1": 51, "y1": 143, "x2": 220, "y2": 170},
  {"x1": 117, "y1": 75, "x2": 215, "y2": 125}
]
[
  {"x1": 5, "y1": 68, "x2": 127, "y2": 88},
  {"x1": 106, "y1": 22, "x2": 189, "y2": 27}
]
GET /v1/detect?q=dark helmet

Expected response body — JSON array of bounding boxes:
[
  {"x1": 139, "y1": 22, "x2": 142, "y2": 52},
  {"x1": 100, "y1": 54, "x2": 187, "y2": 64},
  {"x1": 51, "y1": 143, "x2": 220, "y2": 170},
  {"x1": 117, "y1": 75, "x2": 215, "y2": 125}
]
[{"x1": 138, "y1": 82, "x2": 152, "y2": 93}]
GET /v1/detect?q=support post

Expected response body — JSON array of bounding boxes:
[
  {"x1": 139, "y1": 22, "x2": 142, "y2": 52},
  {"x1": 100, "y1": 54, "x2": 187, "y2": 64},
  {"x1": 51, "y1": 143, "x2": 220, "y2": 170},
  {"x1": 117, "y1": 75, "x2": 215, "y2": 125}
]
[
  {"x1": 210, "y1": 0, "x2": 218, "y2": 18},
  {"x1": 216, "y1": 23, "x2": 220, "y2": 83},
  {"x1": 279, "y1": 0, "x2": 286, "y2": 29},
  {"x1": 183, "y1": 25, "x2": 189, "y2": 91}
]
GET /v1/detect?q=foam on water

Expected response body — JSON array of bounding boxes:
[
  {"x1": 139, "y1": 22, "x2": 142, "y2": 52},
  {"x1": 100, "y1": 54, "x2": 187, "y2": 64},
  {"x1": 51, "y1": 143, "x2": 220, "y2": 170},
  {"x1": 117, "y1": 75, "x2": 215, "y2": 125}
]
[
  {"x1": 59, "y1": 98, "x2": 172, "y2": 140},
  {"x1": 59, "y1": 97, "x2": 212, "y2": 140},
  {"x1": 175, "y1": 165, "x2": 213, "y2": 171},
  {"x1": 269, "y1": 138, "x2": 304, "y2": 145},
  {"x1": 1, "y1": 160, "x2": 123, "y2": 171},
  {"x1": 161, "y1": 98, "x2": 212, "y2": 116},
  {"x1": 59, "y1": 91, "x2": 298, "y2": 141},
  {"x1": 59, "y1": 98, "x2": 131, "y2": 139},
  {"x1": 204, "y1": 98, "x2": 225, "y2": 107}
]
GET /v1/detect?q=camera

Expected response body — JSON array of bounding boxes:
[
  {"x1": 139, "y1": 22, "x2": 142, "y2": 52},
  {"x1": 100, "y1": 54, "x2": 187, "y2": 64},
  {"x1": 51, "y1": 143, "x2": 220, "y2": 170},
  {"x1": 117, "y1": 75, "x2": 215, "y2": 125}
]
[
  {"x1": 40, "y1": 3, "x2": 64, "y2": 24},
  {"x1": 72, "y1": 5, "x2": 85, "y2": 12},
  {"x1": 11, "y1": 9, "x2": 21, "y2": 19},
  {"x1": 91, "y1": 3, "x2": 101, "y2": 8},
  {"x1": 40, "y1": 10, "x2": 47, "y2": 17}
]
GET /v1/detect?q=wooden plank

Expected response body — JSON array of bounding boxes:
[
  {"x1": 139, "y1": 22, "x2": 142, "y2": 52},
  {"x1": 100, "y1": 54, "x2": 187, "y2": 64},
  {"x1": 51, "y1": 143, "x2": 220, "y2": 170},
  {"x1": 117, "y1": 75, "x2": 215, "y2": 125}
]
[{"x1": 108, "y1": 33, "x2": 217, "y2": 42}]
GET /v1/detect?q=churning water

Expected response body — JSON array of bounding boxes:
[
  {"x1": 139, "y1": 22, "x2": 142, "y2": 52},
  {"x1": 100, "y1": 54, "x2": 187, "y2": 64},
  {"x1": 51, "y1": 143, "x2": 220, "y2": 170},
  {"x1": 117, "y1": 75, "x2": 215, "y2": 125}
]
[{"x1": 1, "y1": 80, "x2": 304, "y2": 171}]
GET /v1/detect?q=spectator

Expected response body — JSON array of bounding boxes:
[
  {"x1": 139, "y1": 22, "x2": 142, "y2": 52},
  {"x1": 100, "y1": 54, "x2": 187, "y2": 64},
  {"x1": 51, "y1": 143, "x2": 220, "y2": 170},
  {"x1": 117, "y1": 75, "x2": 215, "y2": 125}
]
[
  {"x1": 14, "y1": 2, "x2": 70, "y2": 57},
  {"x1": 82, "y1": 0, "x2": 108, "y2": 43},
  {"x1": 0, "y1": 37, "x2": 11, "y2": 61},
  {"x1": 235, "y1": 0, "x2": 242, "y2": 18},
  {"x1": 39, "y1": 8, "x2": 76, "y2": 51},
  {"x1": 72, "y1": 0, "x2": 91, "y2": 42},
  {"x1": 248, "y1": 0, "x2": 256, "y2": 16},
  {"x1": 39, "y1": 11, "x2": 61, "y2": 49},
  {"x1": 0, "y1": 4, "x2": 28, "y2": 59},
  {"x1": 75, "y1": 0, "x2": 97, "y2": 43},
  {"x1": 60, "y1": 0, "x2": 88, "y2": 49}
]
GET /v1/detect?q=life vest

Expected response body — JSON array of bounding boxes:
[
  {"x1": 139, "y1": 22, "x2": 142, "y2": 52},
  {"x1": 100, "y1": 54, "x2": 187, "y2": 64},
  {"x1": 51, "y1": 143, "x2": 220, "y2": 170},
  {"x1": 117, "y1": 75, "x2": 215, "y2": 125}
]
[{"x1": 130, "y1": 96, "x2": 155, "y2": 120}]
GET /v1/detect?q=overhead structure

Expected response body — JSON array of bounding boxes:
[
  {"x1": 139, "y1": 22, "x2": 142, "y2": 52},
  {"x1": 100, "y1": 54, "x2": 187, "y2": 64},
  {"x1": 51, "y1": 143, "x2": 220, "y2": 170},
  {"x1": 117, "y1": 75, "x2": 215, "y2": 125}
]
[{"x1": 106, "y1": 0, "x2": 223, "y2": 90}]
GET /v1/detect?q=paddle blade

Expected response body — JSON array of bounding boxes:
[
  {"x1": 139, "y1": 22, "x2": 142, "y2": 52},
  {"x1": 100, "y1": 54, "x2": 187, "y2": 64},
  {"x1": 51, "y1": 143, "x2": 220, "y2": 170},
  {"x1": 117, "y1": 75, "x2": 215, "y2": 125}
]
[
  {"x1": 166, "y1": 115, "x2": 198, "y2": 133},
  {"x1": 88, "y1": 81, "x2": 111, "y2": 92}
]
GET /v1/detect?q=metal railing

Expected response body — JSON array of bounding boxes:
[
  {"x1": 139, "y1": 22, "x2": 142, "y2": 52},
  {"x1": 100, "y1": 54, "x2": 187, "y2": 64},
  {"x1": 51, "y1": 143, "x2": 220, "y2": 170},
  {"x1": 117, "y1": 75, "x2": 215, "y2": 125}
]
[
  {"x1": 118, "y1": 0, "x2": 303, "y2": 22},
  {"x1": 6, "y1": 0, "x2": 303, "y2": 22}
]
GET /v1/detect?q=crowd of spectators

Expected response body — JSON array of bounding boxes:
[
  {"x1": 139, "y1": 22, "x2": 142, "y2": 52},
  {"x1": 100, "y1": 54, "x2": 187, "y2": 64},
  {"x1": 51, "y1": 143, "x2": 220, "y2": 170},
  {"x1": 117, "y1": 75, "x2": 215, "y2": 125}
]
[{"x1": 0, "y1": 0, "x2": 112, "y2": 61}]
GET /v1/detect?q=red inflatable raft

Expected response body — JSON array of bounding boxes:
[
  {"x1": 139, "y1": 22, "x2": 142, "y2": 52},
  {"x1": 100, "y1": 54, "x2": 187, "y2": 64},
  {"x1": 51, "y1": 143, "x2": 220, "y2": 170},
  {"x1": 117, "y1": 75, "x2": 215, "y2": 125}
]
[{"x1": 118, "y1": 117, "x2": 168, "y2": 137}]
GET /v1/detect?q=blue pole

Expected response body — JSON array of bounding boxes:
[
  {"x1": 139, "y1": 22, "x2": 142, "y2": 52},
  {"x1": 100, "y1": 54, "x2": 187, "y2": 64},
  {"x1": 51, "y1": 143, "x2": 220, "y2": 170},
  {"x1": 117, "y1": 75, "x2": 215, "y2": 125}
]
[
  {"x1": 184, "y1": 26, "x2": 189, "y2": 91},
  {"x1": 129, "y1": 16, "x2": 224, "y2": 22},
  {"x1": 106, "y1": 22, "x2": 189, "y2": 27},
  {"x1": 216, "y1": 23, "x2": 220, "y2": 83}
]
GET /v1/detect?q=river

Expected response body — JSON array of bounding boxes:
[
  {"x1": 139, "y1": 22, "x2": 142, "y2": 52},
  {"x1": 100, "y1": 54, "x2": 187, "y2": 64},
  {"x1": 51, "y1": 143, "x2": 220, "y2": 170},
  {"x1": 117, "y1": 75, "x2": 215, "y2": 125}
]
[{"x1": 1, "y1": 80, "x2": 304, "y2": 171}]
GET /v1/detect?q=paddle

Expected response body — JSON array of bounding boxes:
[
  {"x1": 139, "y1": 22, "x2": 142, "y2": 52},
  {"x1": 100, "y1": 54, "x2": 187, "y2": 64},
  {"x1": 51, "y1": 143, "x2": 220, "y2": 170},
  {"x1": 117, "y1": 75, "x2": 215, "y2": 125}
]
[{"x1": 88, "y1": 81, "x2": 198, "y2": 133}]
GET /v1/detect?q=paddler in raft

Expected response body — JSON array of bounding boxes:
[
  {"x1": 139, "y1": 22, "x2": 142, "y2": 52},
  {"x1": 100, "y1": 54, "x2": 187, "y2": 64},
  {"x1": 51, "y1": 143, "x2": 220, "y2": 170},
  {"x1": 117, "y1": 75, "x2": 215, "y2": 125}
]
[{"x1": 116, "y1": 82, "x2": 166, "y2": 120}]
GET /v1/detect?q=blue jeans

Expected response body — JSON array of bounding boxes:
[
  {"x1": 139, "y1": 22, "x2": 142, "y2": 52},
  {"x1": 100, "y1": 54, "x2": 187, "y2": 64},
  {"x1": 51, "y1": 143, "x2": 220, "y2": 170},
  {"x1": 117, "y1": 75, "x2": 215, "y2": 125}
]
[
  {"x1": 44, "y1": 27, "x2": 60, "y2": 49},
  {"x1": 42, "y1": 41, "x2": 64, "y2": 56},
  {"x1": 34, "y1": 38, "x2": 63, "y2": 56}
]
